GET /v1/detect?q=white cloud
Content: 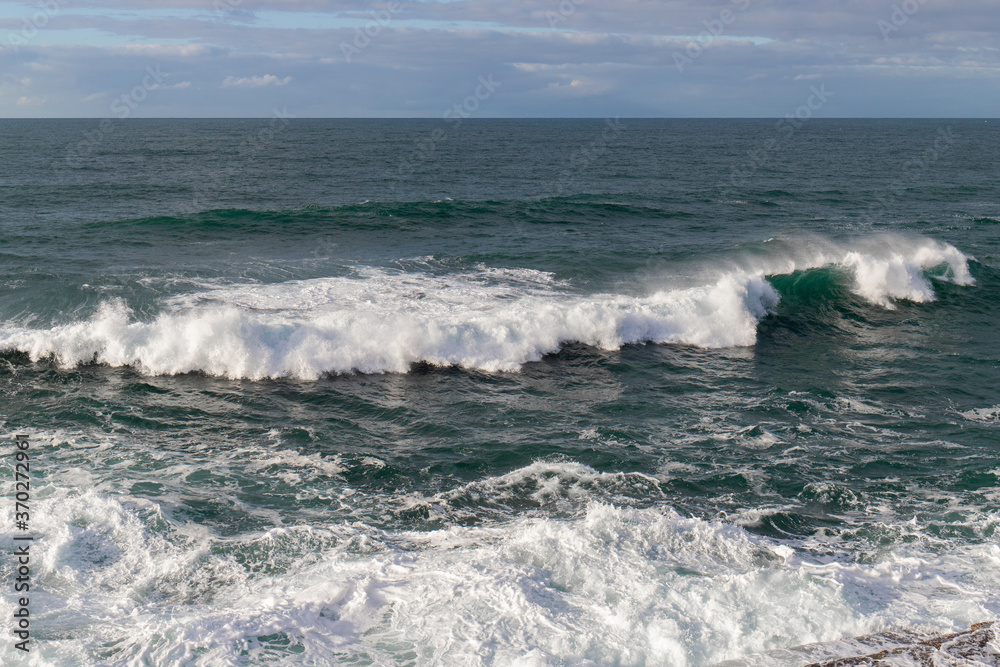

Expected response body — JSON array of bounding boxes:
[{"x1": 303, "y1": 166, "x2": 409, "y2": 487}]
[
  {"x1": 544, "y1": 77, "x2": 615, "y2": 96},
  {"x1": 222, "y1": 74, "x2": 291, "y2": 88},
  {"x1": 151, "y1": 81, "x2": 192, "y2": 90},
  {"x1": 111, "y1": 43, "x2": 215, "y2": 58}
]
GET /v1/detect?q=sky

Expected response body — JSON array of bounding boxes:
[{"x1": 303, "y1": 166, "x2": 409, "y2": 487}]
[{"x1": 0, "y1": 0, "x2": 997, "y2": 117}]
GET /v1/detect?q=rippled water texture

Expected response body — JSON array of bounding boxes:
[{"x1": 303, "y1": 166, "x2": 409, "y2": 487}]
[{"x1": 0, "y1": 119, "x2": 998, "y2": 665}]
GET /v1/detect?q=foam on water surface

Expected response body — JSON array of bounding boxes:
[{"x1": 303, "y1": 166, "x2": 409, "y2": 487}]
[
  {"x1": 3, "y1": 459, "x2": 999, "y2": 666},
  {"x1": 0, "y1": 236, "x2": 975, "y2": 380}
]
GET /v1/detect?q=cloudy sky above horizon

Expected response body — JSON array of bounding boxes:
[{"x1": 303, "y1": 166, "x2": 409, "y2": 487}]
[{"x1": 1, "y1": 0, "x2": 997, "y2": 118}]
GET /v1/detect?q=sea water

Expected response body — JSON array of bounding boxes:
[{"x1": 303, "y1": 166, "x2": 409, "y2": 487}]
[{"x1": 0, "y1": 119, "x2": 998, "y2": 665}]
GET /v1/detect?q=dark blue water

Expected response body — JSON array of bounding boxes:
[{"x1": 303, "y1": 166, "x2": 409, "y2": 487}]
[{"x1": 1, "y1": 119, "x2": 998, "y2": 665}]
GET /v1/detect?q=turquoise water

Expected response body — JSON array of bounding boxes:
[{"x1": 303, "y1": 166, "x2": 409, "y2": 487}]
[{"x1": 1, "y1": 119, "x2": 998, "y2": 665}]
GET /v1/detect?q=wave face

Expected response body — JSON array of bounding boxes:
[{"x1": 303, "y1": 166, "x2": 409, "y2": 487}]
[{"x1": 0, "y1": 236, "x2": 974, "y2": 379}]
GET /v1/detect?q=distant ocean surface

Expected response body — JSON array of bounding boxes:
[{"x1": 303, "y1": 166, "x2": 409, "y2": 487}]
[{"x1": 1, "y1": 118, "x2": 998, "y2": 666}]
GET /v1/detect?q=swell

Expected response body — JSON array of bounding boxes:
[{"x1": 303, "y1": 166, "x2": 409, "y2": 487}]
[{"x1": 81, "y1": 197, "x2": 684, "y2": 237}]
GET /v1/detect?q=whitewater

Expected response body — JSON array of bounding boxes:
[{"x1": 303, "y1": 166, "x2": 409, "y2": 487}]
[
  {"x1": 0, "y1": 236, "x2": 974, "y2": 380},
  {"x1": 1, "y1": 453, "x2": 998, "y2": 665}
]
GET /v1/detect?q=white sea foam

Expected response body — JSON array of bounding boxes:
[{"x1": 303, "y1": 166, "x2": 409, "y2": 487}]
[
  {"x1": 720, "y1": 235, "x2": 973, "y2": 309},
  {"x1": 961, "y1": 405, "x2": 1000, "y2": 424},
  {"x1": 0, "y1": 269, "x2": 780, "y2": 379},
  {"x1": 0, "y1": 236, "x2": 974, "y2": 379},
  {"x1": 397, "y1": 460, "x2": 670, "y2": 523},
  {"x1": 5, "y1": 471, "x2": 999, "y2": 667}
]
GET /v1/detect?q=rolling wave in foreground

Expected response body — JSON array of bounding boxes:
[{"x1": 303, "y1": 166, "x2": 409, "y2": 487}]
[{"x1": 0, "y1": 236, "x2": 974, "y2": 379}]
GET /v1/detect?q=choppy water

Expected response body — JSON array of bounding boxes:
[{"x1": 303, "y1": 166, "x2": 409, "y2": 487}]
[{"x1": 1, "y1": 119, "x2": 998, "y2": 665}]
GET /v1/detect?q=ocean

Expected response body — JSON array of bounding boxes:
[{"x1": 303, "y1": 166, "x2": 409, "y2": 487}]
[{"x1": 0, "y1": 118, "x2": 998, "y2": 665}]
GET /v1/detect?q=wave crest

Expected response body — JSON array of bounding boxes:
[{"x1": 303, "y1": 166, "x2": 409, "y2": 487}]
[{"x1": 0, "y1": 237, "x2": 974, "y2": 379}]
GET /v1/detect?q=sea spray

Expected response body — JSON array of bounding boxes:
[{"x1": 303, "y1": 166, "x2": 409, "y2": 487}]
[{"x1": 0, "y1": 237, "x2": 973, "y2": 379}]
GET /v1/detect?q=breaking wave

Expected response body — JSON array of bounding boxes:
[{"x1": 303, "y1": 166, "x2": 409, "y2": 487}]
[{"x1": 0, "y1": 236, "x2": 974, "y2": 379}]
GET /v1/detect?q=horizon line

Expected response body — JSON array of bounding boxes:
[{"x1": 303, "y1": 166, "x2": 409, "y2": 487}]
[{"x1": 0, "y1": 116, "x2": 996, "y2": 121}]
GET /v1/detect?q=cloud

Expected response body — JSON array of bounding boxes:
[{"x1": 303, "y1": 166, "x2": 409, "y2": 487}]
[
  {"x1": 151, "y1": 81, "x2": 193, "y2": 90},
  {"x1": 222, "y1": 74, "x2": 292, "y2": 88},
  {"x1": 110, "y1": 43, "x2": 218, "y2": 58},
  {"x1": 1, "y1": 0, "x2": 998, "y2": 117}
]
